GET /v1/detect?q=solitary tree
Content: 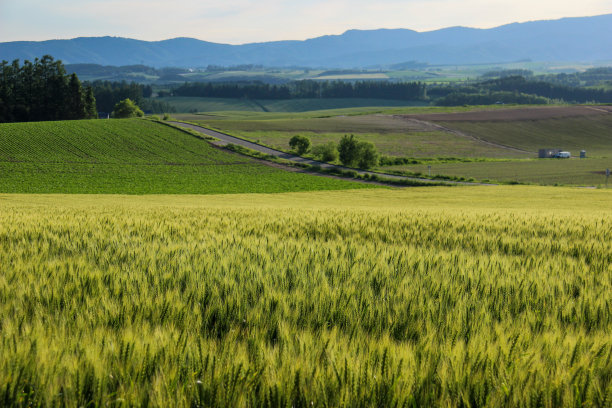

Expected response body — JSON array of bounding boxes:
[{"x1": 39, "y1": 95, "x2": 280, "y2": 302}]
[
  {"x1": 338, "y1": 134, "x2": 360, "y2": 166},
  {"x1": 112, "y1": 98, "x2": 144, "y2": 118},
  {"x1": 356, "y1": 141, "x2": 379, "y2": 169},
  {"x1": 289, "y1": 135, "x2": 311, "y2": 155},
  {"x1": 338, "y1": 135, "x2": 379, "y2": 169}
]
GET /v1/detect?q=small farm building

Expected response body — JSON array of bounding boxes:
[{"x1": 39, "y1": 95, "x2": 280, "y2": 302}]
[{"x1": 539, "y1": 148, "x2": 562, "y2": 158}]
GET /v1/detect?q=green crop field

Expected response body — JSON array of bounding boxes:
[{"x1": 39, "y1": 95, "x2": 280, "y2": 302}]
[
  {"x1": 189, "y1": 114, "x2": 527, "y2": 158},
  {"x1": 177, "y1": 105, "x2": 612, "y2": 184},
  {"x1": 381, "y1": 157, "x2": 612, "y2": 186},
  {"x1": 158, "y1": 97, "x2": 265, "y2": 112},
  {"x1": 160, "y1": 97, "x2": 425, "y2": 113},
  {"x1": 221, "y1": 130, "x2": 522, "y2": 158},
  {"x1": 0, "y1": 119, "x2": 370, "y2": 194},
  {"x1": 437, "y1": 115, "x2": 612, "y2": 157},
  {"x1": 171, "y1": 104, "x2": 540, "y2": 122},
  {"x1": 1, "y1": 187, "x2": 611, "y2": 407}
]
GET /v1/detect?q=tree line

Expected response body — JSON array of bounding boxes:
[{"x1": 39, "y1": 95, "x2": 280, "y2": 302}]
[
  {"x1": 483, "y1": 67, "x2": 612, "y2": 88},
  {"x1": 482, "y1": 76, "x2": 612, "y2": 103},
  {"x1": 429, "y1": 75, "x2": 612, "y2": 105},
  {"x1": 289, "y1": 134, "x2": 380, "y2": 170},
  {"x1": 171, "y1": 76, "x2": 612, "y2": 105},
  {"x1": 172, "y1": 80, "x2": 427, "y2": 100},
  {"x1": 88, "y1": 81, "x2": 174, "y2": 114},
  {"x1": 0, "y1": 56, "x2": 97, "y2": 123}
]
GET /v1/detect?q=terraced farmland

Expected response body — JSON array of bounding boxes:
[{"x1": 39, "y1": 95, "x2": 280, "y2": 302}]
[{"x1": 0, "y1": 119, "x2": 371, "y2": 194}]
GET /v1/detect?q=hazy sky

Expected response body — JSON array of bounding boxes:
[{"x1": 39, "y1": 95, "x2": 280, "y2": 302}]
[{"x1": 1, "y1": 0, "x2": 611, "y2": 43}]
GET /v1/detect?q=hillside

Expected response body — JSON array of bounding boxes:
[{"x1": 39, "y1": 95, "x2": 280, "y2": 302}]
[
  {"x1": 0, "y1": 119, "x2": 370, "y2": 194},
  {"x1": 385, "y1": 106, "x2": 612, "y2": 185},
  {"x1": 179, "y1": 105, "x2": 612, "y2": 185},
  {"x1": 409, "y1": 106, "x2": 612, "y2": 155},
  {"x1": 1, "y1": 14, "x2": 611, "y2": 67}
]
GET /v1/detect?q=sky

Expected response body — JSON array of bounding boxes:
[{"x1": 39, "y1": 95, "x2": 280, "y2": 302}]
[{"x1": 1, "y1": 0, "x2": 611, "y2": 44}]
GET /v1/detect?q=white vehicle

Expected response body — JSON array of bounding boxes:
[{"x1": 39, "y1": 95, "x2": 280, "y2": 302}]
[{"x1": 554, "y1": 151, "x2": 571, "y2": 158}]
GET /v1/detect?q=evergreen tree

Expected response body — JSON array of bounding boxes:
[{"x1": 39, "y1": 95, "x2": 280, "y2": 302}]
[
  {"x1": 66, "y1": 73, "x2": 86, "y2": 120},
  {"x1": 338, "y1": 135, "x2": 360, "y2": 167},
  {"x1": 84, "y1": 86, "x2": 98, "y2": 119},
  {"x1": 0, "y1": 55, "x2": 96, "y2": 123}
]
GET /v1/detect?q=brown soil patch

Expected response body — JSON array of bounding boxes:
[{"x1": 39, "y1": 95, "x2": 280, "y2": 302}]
[{"x1": 402, "y1": 106, "x2": 612, "y2": 122}]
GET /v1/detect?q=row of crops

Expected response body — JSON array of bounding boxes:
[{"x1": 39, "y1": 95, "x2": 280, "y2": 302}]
[
  {"x1": 0, "y1": 119, "x2": 253, "y2": 165},
  {"x1": 1, "y1": 190, "x2": 610, "y2": 407},
  {"x1": 0, "y1": 119, "x2": 367, "y2": 194}
]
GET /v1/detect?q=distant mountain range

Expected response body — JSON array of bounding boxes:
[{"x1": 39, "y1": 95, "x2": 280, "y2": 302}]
[{"x1": 1, "y1": 14, "x2": 612, "y2": 68}]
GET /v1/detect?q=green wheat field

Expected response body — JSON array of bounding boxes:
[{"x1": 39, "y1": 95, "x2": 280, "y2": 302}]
[{"x1": 1, "y1": 187, "x2": 610, "y2": 407}]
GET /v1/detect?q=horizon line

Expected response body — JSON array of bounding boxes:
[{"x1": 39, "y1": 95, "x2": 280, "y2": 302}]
[{"x1": 1, "y1": 12, "x2": 609, "y2": 46}]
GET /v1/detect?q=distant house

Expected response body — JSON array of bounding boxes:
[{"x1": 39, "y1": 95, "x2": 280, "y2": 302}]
[{"x1": 98, "y1": 112, "x2": 110, "y2": 119}]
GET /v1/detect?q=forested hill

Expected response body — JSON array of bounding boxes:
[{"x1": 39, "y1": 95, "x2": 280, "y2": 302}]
[{"x1": 1, "y1": 14, "x2": 611, "y2": 68}]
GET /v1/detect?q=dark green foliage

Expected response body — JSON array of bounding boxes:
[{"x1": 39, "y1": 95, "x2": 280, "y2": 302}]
[
  {"x1": 312, "y1": 142, "x2": 339, "y2": 162},
  {"x1": 0, "y1": 56, "x2": 97, "y2": 122},
  {"x1": 66, "y1": 73, "x2": 87, "y2": 119},
  {"x1": 338, "y1": 134, "x2": 361, "y2": 166},
  {"x1": 84, "y1": 86, "x2": 97, "y2": 119},
  {"x1": 88, "y1": 80, "x2": 145, "y2": 112},
  {"x1": 338, "y1": 135, "x2": 380, "y2": 169},
  {"x1": 356, "y1": 141, "x2": 379, "y2": 169},
  {"x1": 480, "y1": 69, "x2": 534, "y2": 79},
  {"x1": 175, "y1": 82, "x2": 291, "y2": 99},
  {"x1": 484, "y1": 76, "x2": 612, "y2": 103},
  {"x1": 112, "y1": 98, "x2": 144, "y2": 118},
  {"x1": 88, "y1": 80, "x2": 175, "y2": 114},
  {"x1": 519, "y1": 67, "x2": 612, "y2": 88},
  {"x1": 431, "y1": 75, "x2": 612, "y2": 105},
  {"x1": 173, "y1": 80, "x2": 427, "y2": 101},
  {"x1": 288, "y1": 135, "x2": 311, "y2": 155},
  {"x1": 435, "y1": 91, "x2": 549, "y2": 106}
]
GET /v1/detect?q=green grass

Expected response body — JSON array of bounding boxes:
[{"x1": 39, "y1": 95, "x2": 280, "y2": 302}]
[
  {"x1": 158, "y1": 97, "x2": 265, "y2": 112},
  {"x1": 437, "y1": 115, "x2": 612, "y2": 156},
  {"x1": 159, "y1": 97, "x2": 426, "y2": 113},
  {"x1": 310, "y1": 73, "x2": 390, "y2": 80},
  {"x1": 381, "y1": 157, "x2": 612, "y2": 186},
  {"x1": 174, "y1": 104, "x2": 612, "y2": 184},
  {"x1": 0, "y1": 119, "x2": 373, "y2": 194},
  {"x1": 225, "y1": 130, "x2": 524, "y2": 158},
  {"x1": 189, "y1": 113, "x2": 530, "y2": 158},
  {"x1": 0, "y1": 187, "x2": 611, "y2": 406},
  {"x1": 172, "y1": 104, "x2": 552, "y2": 122}
]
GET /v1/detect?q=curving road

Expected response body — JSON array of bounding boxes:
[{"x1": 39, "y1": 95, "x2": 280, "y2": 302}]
[{"x1": 169, "y1": 121, "x2": 493, "y2": 186}]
